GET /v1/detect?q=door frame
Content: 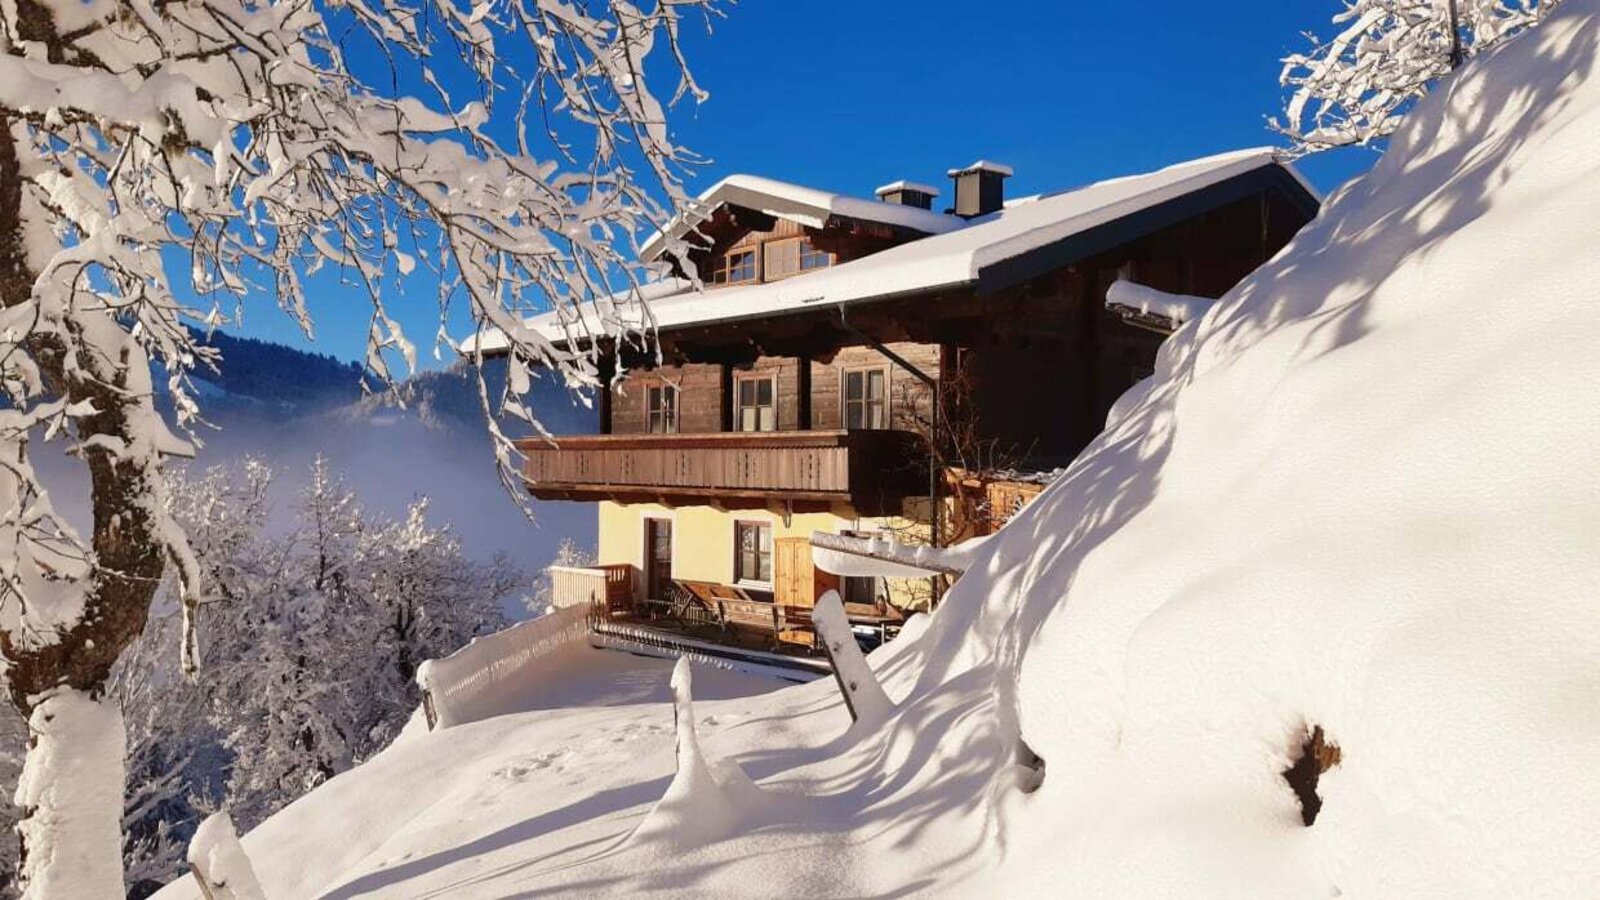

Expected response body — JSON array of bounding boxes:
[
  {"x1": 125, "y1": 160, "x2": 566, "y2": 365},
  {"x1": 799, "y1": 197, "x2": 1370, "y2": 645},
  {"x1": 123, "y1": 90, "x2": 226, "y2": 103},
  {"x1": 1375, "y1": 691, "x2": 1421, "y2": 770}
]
[{"x1": 642, "y1": 515, "x2": 675, "y2": 600}]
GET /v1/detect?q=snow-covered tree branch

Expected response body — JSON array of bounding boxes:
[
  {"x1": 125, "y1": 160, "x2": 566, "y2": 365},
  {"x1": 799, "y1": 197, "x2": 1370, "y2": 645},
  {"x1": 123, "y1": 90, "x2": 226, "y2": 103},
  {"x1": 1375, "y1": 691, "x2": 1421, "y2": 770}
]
[
  {"x1": 1274, "y1": 0, "x2": 1562, "y2": 153},
  {"x1": 0, "y1": 0, "x2": 718, "y2": 892}
]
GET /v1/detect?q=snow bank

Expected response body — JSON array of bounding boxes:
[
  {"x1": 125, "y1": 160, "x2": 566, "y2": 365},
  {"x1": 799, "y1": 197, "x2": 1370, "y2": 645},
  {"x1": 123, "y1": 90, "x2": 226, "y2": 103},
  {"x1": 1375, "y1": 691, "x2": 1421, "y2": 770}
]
[
  {"x1": 158, "y1": 5, "x2": 1600, "y2": 895},
  {"x1": 984, "y1": 5, "x2": 1600, "y2": 895},
  {"x1": 415, "y1": 604, "x2": 588, "y2": 728}
]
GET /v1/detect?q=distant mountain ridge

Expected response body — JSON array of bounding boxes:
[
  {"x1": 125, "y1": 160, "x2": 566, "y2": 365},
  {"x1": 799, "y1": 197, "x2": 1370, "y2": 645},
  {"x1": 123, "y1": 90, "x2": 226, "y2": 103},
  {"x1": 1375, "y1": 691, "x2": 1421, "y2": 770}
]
[
  {"x1": 179, "y1": 328, "x2": 592, "y2": 438},
  {"x1": 185, "y1": 327, "x2": 369, "y2": 414}
]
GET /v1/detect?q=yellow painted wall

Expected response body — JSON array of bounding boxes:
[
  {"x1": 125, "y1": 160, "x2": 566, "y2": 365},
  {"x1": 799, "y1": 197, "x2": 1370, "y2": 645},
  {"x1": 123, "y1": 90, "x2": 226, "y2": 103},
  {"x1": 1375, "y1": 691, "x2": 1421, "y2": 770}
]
[
  {"x1": 596, "y1": 499, "x2": 944, "y2": 611},
  {"x1": 598, "y1": 501, "x2": 852, "y2": 586}
]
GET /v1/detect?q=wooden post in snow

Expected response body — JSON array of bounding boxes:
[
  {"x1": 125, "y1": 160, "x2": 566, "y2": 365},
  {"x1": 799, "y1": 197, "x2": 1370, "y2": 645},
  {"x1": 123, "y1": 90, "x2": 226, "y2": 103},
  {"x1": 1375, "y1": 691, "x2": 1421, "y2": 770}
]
[
  {"x1": 188, "y1": 811, "x2": 267, "y2": 900},
  {"x1": 813, "y1": 591, "x2": 894, "y2": 726}
]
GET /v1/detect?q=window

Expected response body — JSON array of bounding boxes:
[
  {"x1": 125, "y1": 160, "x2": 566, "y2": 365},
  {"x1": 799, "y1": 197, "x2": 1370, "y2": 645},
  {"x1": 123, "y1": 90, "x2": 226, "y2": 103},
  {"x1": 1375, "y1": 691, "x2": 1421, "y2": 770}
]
[
  {"x1": 711, "y1": 249, "x2": 757, "y2": 284},
  {"x1": 763, "y1": 239, "x2": 800, "y2": 281},
  {"x1": 734, "y1": 521, "x2": 773, "y2": 585},
  {"x1": 761, "y1": 238, "x2": 830, "y2": 281},
  {"x1": 843, "y1": 368, "x2": 888, "y2": 429},
  {"x1": 842, "y1": 575, "x2": 880, "y2": 606},
  {"x1": 646, "y1": 383, "x2": 678, "y2": 434},
  {"x1": 799, "y1": 240, "x2": 832, "y2": 271},
  {"x1": 736, "y1": 374, "x2": 776, "y2": 432}
]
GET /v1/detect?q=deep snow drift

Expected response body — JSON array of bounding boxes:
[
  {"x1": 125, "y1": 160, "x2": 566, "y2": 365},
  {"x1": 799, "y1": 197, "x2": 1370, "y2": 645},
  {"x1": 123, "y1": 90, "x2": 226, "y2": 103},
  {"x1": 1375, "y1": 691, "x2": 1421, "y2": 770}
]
[{"x1": 161, "y1": 4, "x2": 1600, "y2": 895}]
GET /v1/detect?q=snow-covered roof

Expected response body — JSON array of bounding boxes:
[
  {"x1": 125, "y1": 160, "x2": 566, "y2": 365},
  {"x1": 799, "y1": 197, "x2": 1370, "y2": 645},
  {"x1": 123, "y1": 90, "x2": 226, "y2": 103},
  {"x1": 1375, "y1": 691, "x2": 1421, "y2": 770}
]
[
  {"x1": 464, "y1": 148, "x2": 1316, "y2": 355},
  {"x1": 874, "y1": 179, "x2": 941, "y2": 197},
  {"x1": 947, "y1": 159, "x2": 1014, "y2": 177},
  {"x1": 637, "y1": 173, "x2": 962, "y2": 262}
]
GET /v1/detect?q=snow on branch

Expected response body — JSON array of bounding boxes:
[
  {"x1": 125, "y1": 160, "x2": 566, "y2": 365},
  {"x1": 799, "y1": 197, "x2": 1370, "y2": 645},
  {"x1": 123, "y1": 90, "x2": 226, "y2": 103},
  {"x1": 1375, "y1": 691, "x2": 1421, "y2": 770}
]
[
  {"x1": 1274, "y1": 0, "x2": 1563, "y2": 154},
  {"x1": 0, "y1": 0, "x2": 721, "y2": 659}
]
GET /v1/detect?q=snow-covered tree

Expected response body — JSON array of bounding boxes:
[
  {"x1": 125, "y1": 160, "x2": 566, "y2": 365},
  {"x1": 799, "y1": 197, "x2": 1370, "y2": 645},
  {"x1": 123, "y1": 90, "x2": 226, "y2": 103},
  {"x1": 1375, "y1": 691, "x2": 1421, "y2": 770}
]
[
  {"x1": 1275, "y1": 0, "x2": 1562, "y2": 153},
  {"x1": 0, "y1": 0, "x2": 718, "y2": 891},
  {"x1": 357, "y1": 497, "x2": 515, "y2": 740}
]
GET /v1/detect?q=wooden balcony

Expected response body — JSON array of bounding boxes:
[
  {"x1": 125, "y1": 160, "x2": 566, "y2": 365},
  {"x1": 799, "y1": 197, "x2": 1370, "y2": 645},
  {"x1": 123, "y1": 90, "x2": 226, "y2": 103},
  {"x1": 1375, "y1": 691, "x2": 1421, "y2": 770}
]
[{"x1": 515, "y1": 429, "x2": 927, "y2": 514}]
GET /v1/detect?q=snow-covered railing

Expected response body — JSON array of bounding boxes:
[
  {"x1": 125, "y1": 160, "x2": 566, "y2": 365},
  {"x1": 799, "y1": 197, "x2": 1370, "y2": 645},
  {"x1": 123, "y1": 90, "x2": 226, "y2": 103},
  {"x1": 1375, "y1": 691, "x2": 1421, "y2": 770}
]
[
  {"x1": 416, "y1": 604, "x2": 590, "y2": 730},
  {"x1": 810, "y1": 531, "x2": 983, "y2": 579},
  {"x1": 1104, "y1": 278, "x2": 1216, "y2": 334}
]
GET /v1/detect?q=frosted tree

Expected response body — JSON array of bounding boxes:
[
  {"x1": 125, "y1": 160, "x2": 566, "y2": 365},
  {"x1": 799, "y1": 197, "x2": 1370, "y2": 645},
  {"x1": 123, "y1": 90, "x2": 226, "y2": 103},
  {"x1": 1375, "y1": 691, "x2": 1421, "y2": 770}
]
[
  {"x1": 1275, "y1": 0, "x2": 1562, "y2": 153},
  {"x1": 359, "y1": 499, "x2": 513, "y2": 731},
  {"x1": 0, "y1": 0, "x2": 719, "y2": 892}
]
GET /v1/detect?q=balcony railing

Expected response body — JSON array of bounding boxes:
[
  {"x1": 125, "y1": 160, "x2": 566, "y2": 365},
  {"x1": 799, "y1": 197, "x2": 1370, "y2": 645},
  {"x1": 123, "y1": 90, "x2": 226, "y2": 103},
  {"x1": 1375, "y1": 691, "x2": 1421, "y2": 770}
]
[{"x1": 515, "y1": 429, "x2": 926, "y2": 514}]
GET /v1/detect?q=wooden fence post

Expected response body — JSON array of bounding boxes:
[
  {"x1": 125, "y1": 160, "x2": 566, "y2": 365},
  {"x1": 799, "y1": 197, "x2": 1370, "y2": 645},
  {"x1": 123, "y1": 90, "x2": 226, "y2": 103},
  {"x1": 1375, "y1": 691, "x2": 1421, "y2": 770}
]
[{"x1": 188, "y1": 811, "x2": 266, "y2": 900}]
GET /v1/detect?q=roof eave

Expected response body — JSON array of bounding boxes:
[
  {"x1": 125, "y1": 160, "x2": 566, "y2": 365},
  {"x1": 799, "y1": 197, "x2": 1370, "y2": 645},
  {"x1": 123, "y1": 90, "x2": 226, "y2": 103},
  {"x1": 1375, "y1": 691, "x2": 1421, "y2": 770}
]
[{"x1": 973, "y1": 163, "x2": 1320, "y2": 296}]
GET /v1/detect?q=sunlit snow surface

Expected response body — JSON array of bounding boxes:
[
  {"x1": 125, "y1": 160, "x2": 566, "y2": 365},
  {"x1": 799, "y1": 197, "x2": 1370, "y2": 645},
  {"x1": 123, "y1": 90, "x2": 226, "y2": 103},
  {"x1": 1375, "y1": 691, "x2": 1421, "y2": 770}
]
[{"x1": 164, "y1": 2, "x2": 1600, "y2": 895}]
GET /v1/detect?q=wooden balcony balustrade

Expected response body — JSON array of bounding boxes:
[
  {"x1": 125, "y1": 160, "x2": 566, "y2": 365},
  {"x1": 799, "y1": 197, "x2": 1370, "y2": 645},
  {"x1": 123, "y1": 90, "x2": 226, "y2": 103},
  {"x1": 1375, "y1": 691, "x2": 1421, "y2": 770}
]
[
  {"x1": 547, "y1": 564, "x2": 635, "y2": 616},
  {"x1": 515, "y1": 430, "x2": 927, "y2": 514}
]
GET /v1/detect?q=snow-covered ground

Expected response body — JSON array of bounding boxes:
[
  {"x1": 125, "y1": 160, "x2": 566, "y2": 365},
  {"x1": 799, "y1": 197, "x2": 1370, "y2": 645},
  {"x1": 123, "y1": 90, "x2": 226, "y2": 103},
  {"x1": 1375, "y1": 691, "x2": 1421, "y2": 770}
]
[
  {"x1": 162, "y1": 2, "x2": 1600, "y2": 896},
  {"x1": 155, "y1": 643, "x2": 808, "y2": 898}
]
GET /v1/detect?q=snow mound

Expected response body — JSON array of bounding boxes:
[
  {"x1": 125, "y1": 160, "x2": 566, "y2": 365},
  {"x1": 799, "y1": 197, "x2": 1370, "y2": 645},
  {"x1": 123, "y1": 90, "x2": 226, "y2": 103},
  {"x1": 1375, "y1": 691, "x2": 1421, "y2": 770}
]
[
  {"x1": 985, "y1": 5, "x2": 1600, "y2": 895},
  {"x1": 157, "y1": 4, "x2": 1600, "y2": 895}
]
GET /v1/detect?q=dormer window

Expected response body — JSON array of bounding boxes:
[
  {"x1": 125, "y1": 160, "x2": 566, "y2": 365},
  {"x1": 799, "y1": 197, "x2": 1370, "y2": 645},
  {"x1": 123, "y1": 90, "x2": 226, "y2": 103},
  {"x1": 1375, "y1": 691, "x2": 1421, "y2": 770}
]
[
  {"x1": 763, "y1": 238, "x2": 833, "y2": 282},
  {"x1": 800, "y1": 240, "x2": 832, "y2": 271},
  {"x1": 711, "y1": 249, "x2": 757, "y2": 285}
]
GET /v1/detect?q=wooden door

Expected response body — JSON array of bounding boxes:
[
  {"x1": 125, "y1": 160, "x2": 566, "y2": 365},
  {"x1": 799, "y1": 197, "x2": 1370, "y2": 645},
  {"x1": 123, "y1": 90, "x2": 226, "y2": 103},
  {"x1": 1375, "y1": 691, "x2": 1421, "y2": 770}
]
[
  {"x1": 645, "y1": 519, "x2": 673, "y2": 600},
  {"x1": 774, "y1": 536, "x2": 838, "y2": 609}
]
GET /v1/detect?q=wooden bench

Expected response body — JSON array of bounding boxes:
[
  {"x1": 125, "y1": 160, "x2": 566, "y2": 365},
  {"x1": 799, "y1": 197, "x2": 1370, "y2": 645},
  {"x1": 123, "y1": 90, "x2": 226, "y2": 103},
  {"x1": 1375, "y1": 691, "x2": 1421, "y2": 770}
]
[
  {"x1": 716, "y1": 596, "x2": 781, "y2": 636},
  {"x1": 775, "y1": 605, "x2": 817, "y2": 651}
]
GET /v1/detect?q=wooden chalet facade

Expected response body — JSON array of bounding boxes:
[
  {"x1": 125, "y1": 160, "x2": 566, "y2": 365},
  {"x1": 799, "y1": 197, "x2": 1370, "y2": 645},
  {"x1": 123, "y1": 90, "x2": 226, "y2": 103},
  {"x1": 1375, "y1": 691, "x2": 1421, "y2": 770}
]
[{"x1": 491, "y1": 150, "x2": 1319, "y2": 656}]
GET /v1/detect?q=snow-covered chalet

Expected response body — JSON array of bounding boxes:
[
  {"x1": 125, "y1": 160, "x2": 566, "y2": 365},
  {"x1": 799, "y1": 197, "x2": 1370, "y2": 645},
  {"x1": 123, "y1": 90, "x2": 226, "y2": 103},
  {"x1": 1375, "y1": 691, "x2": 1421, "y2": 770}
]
[{"x1": 477, "y1": 149, "x2": 1318, "y2": 664}]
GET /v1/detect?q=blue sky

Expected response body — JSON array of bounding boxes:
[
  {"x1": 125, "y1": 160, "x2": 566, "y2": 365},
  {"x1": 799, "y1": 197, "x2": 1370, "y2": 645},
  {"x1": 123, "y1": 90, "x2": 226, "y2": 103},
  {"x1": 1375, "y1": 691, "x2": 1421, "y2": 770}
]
[{"x1": 229, "y1": 0, "x2": 1376, "y2": 367}]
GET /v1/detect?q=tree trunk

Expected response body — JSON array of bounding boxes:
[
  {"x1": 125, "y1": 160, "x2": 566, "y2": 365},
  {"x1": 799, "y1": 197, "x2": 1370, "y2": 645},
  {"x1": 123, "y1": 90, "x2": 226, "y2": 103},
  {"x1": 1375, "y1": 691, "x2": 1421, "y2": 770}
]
[
  {"x1": 2, "y1": 84, "x2": 166, "y2": 894},
  {"x1": 14, "y1": 690, "x2": 127, "y2": 899}
]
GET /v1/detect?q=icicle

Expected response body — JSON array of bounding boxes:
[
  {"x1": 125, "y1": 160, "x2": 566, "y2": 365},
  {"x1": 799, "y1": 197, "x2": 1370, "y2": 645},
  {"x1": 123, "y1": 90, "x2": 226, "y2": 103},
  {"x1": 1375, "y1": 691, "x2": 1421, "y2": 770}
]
[
  {"x1": 813, "y1": 591, "x2": 894, "y2": 728},
  {"x1": 188, "y1": 811, "x2": 266, "y2": 900}
]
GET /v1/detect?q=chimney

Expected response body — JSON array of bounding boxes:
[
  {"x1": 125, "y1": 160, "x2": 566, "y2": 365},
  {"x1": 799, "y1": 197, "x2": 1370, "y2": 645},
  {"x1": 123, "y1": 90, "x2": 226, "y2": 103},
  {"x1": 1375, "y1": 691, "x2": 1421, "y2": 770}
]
[
  {"x1": 946, "y1": 160, "x2": 1012, "y2": 217},
  {"x1": 874, "y1": 179, "x2": 940, "y2": 210}
]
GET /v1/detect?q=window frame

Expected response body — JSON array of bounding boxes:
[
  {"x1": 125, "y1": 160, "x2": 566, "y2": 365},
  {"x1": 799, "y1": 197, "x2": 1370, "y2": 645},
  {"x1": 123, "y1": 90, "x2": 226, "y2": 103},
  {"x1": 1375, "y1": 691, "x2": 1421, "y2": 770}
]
[
  {"x1": 734, "y1": 371, "x2": 778, "y2": 432},
  {"x1": 761, "y1": 237, "x2": 802, "y2": 282},
  {"x1": 733, "y1": 519, "x2": 774, "y2": 588},
  {"x1": 711, "y1": 247, "x2": 758, "y2": 285},
  {"x1": 799, "y1": 239, "x2": 833, "y2": 272},
  {"x1": 646, "y1": 381, "x2": 679, "y2": 434},
  {"x1": 841, "y1": 365, "x2": 890, "y2": 430}
]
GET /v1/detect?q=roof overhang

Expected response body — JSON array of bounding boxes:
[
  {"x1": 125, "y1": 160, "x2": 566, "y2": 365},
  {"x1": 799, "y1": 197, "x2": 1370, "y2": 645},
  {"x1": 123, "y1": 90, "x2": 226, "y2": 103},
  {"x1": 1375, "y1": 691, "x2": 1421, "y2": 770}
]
[
  {"x1": 639, "y1": 175, "x2": 960, "y2": 263},
  {"x1": 975, "y1": 164, "x2": 1320, "y2": 294}
]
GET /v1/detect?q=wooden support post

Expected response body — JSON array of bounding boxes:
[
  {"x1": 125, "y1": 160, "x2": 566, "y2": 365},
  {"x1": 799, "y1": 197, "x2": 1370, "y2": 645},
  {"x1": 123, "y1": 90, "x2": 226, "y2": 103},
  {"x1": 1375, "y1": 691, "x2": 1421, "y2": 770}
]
[{"x1": 188, "y1": 811, "x2": 266, "y2": 900}]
